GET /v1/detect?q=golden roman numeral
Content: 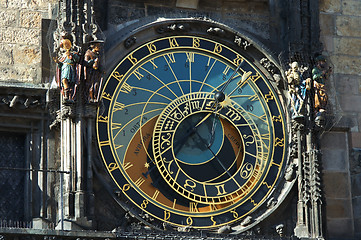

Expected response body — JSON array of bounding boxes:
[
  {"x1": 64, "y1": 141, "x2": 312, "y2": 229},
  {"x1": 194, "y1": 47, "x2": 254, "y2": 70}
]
[
  {"x1": 120, "y1": 82, "x2": 132, "y2": 94},
  {"x1": 113, "y1": 102, "x2": 125, "y2": 112},
  {"x1": 223, "y1": 65, "x2": 230, "y2": 75},
  {"x1": 165, "y1": 53, "x2": 176, "y2": 63},
  {"x1": 149, "y1": 59, "x2": 158, "y2": 69},
  {"x1": 134, "y1": 177, "x2": 145, "y2": 187},
  {"x1": 123, "y1": 162, "x2": 133, "y2": 171},
  {"x1": 189, "y1": 202, "x2": 199, "y2": 212},
  {"x1": 152, "y1": 190, "x2": 160, "y2": 200},
  {"x1": 186, "y1": 52, "x2": 194, "y2": 63},
  {"x1": 215, "y1": 184, "x2": 227, "y2": 195},
  {"x1": 248, "y1": 94, "x2": 259, "y2": 101},
  {"x1": 99, "y1": 140, "x2": 110, "y2": 147},
  {"x1": 133, "y1": 68, "x2": 144, "y2": 80}
]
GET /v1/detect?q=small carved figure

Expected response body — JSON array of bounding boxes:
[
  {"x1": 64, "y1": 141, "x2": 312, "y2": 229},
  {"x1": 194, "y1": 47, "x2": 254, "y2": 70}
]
[
  {"x1": 285, "y1": 62, "x2": 310, "y2": 116},
  {"x1": 312, "y1": 55, "x2": 330, "y2": 125},
  {"x1": 53, "y1": 38, "x2": 80, "y2": 102},
  {"x1": 84, "y1": 40, "x2": 104, "y2": 102},
  {"x1": 275, "y1": 223, "x2": 284, "y2": 237}
]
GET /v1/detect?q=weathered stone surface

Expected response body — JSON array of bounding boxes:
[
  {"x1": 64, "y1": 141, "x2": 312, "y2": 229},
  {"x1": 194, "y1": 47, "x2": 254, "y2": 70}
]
[
  {"x1": 342, "y1": 0, "x2": 361, "y2": 16},
  {"x1": 322, "y1": 149, "x2": 347, "y2": 171},
  {"x1": 13, "y1": 45, "x2": 41, "y2": 65},
  {"x1": 330, "y1": 55, "x2": 361, "y2": 75},
  {"x1": 325, "y1": 198, "x2": 352, "y2": 218},
  {"x1": 336, "y1": 16, "x2": 361, "y2": 37},
  {"x1": 326, "y1": 218, "x2": 354, "y2": 239},
  {"x1": 319, "y1": 13, "x2": 335, "y2": 36},
  {"x1": 0, "y1": 44, "x2": 14, "y2": 65},
  {"x1": 334, "y1": 74, "x2": 360, "y2": 95},
  {"x1": 0, "y1": 9, "x2": 17, "y2": 27},
  {"x1": 334, "y1": 37, "x2": 361, "y2": 56},
  {"x1": 352, "y1": 198, "x2": 361, "y2": 228},
  {"x1": 351, "y1": 173, "x2": 361, "y2": 197},
  {"x1": 20, "y1": 10, "x2": 42, "y2": 28},
  {"x1": 0, "y1": 66, "x2": 37, "y2": 82},
  {"x1": 320, "y1": 132, "x2": 347, "y2": 149},
  {"x1": 339, "y1": 95, "x2": 361, "y2": 112},
  {"x1": 320, "y1": 0, "x2": 342, "y2": 13},
  {"x1": 323, "y1": 172, "x2": 350, "y2": 198},
  {"x1": 351, "y1": 132, "x2": 361, "y2": 148},
  {"x1": 0, "y1": 28, "x2": 40, "y2": 45}
]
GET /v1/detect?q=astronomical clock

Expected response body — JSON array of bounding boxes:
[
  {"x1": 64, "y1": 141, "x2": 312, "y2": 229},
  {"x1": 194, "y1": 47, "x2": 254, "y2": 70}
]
[{"x1": 96, "y1": 19, "x2": 292, "y2": 233}]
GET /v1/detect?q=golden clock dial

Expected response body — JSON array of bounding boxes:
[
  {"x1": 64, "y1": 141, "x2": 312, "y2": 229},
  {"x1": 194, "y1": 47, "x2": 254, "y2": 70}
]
[{"x1": 97, "y1": 33, "x2": 287, "y2": 229}]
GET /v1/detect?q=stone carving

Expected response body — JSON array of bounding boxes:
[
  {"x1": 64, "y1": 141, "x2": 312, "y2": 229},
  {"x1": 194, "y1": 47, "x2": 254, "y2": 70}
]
[
  {"x1": 156, "y1": 23, "x2": 190, "y2": 34},
  {"x1": 207, "y1": 27, "x2": 225, "y2": 37},
  {"x1": 275, "y1": 223, "x2": 284, "y2": 237},
  {"x1": 124, "y1": 36, "x2": 137, "y2": 49},
  {"x1": 234, "y1": 35, "x2": 251, "y2": 50}
]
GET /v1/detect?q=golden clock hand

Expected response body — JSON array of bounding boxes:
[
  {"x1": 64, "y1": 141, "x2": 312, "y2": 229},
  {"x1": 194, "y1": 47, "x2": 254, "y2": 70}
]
[{"x1": 228, "y1": 71, "x2": 252, "y2": 96}]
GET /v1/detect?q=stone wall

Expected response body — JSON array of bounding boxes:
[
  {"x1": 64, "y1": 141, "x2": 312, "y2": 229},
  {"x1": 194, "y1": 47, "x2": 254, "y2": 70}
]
[
  {"x1": 319, "y1": 0, "x2": 361, "y2": 238},
  {"x1": 102, "y1": 0, "x2": 271, "y2": 43},
  {"x1": 0, "y1": 0, "x2": 56, "y2": 85}
]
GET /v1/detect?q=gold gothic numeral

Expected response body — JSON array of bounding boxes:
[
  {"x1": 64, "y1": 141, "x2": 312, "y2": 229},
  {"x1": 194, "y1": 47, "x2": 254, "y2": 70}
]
[
  {"x1": 122, "y1": 184, "x2": 130, "y2": 192},
  {"x1": 169, "y1": 37, "x2": 179, "y2": 48},
  {"x1": 111, "y1": 71, "x2": 124, "y2": 82},
  {"x1": 275, "y1": 137, "x2": 284, "y2": 147},
  {"x1": 265, "y1": 91, "x2": 274, "y2": 102},
  {"x1": 213, "y1": 43, "x2": 222, "y2": 53},
  {"x1": 230, "y1": 209, "x2": 239, "y2": 218},
  {"x1": 164, "y1": 211, "x2": 171, "y2": 221},
  {"x1": 211, "y1": 216, "x2": 216, "y2": 226},
  {"x1": 102, "y1": 92, "x2": 112, "y2": 101},
  {"x1": 141, "y1": 199, "x2": 149, "y2": 209},
  {"x1": 272, "y1": 115, "x2": 282, "y2": 122},
  {"x1": 127, "y1": 54, "x2": 138, "y2": 64},
  {"x1": 108, "y1": 162, "x2": 119, "y2": 172},
  {"x1": 184, "y1": 179, "x2": 196, "y2": 192},
  {"x1": 233, "y1": 54, "x2": 244, "y2": 65},
  {"x1": 98, "y1": 115, "x2": 108, "y2": 123},
  {"x1": 146, "y1": 42, "x2": 157, "y2": 53},
  {"x1": 193, "y1": 37, "x2": 200, "y2": 48},
  {"x1": 186, "y1": 216, "x2": 193, "y2": 226}
]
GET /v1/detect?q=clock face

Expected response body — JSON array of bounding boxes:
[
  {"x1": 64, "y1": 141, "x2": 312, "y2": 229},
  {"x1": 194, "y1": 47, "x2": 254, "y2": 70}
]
[{"x1": 97, "y1": 33, "x2": 287, "y2": 229}]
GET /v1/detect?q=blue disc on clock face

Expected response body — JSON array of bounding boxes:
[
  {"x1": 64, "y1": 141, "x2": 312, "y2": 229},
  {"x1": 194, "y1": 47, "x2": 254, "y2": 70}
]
[{"x1": 97, "y1": 33, "x2": 287, "y2": 229}]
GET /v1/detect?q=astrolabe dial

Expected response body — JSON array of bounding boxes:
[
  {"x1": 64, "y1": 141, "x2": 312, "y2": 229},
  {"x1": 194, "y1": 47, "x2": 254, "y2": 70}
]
[{"x1": 96, "y1": 33, "x2": 287, "y2": 229}]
